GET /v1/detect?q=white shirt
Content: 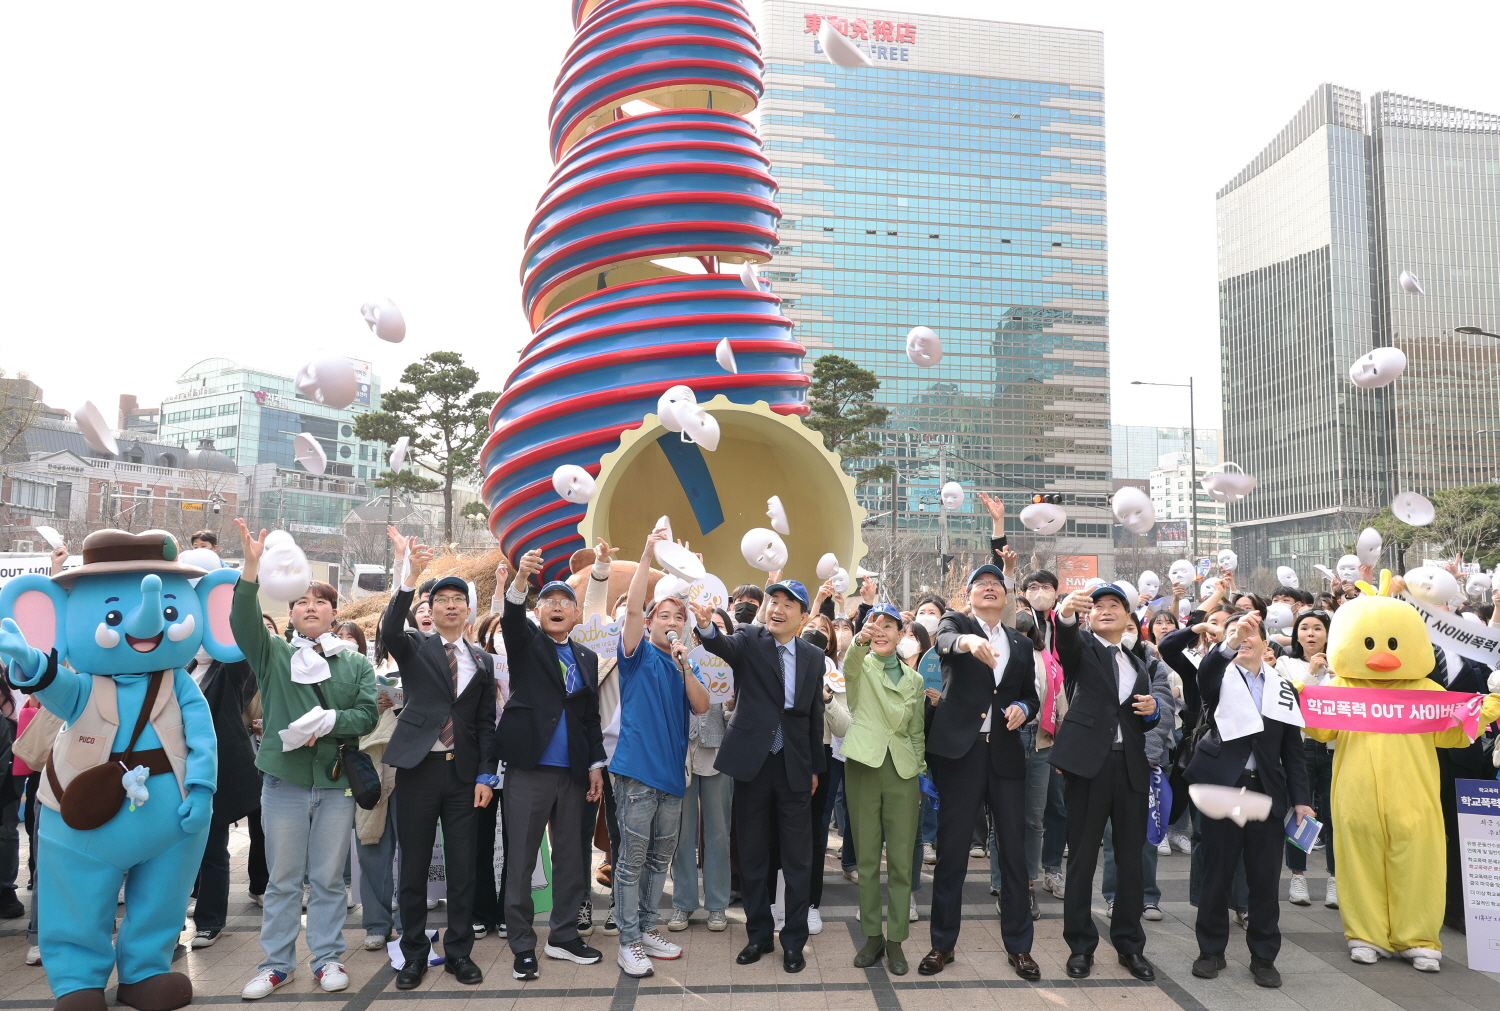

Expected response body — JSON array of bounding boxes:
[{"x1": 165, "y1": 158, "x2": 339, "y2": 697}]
[
  {"x1": 1093, "y1": 632, "x2": 1135, "y2": 743},
  {"x1": 963, "y1": 614, "x2": 1012, "y2": 733}
]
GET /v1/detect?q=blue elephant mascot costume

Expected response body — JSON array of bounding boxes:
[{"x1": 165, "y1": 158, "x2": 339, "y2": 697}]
[{"x1": 0, "y1": 529, "x2": 241, "y2": 1011}]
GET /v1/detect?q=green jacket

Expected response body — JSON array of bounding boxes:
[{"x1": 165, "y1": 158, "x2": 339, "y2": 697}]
[
  {"x1": 840, "y1": 642, "x2": 925, "y2": 779},
  {"x1": 230, "y1": 578, "x2": 378, "y2": 790}
]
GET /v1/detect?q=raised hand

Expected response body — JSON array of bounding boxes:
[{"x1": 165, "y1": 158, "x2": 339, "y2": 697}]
[
  {"x1": 688, "y1": 600, "x2": 715, "y2": 629},
  {"x1": 234, "y1": 518, "x2": 267, "y2": 581},
  {"x1": 977, "y1": 491, "x2": 1006, "y2": 534},
  {"x1": 861, "y1": 575, "x2": 878, "y2": 605},
  {"x1": 408, "y1": 543, "x2": 436, "y2": 581},
  {"x1": 1058, "y1": 589, "x2": 1093, "y2": 618},
  {"x1": 386, "y1": 525, "x2": 408, "y2": 561},
  {"x1": 513, "y1": 549, "x2": 543, "y2": 592},
  {"x1": 49, "y1": 542, "x2": 68, "y2": 576}
]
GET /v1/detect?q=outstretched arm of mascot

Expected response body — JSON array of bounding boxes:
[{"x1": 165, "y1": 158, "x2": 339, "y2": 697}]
[{"x1": 0, "y1": 616, "x2": 90, "y2": 721}]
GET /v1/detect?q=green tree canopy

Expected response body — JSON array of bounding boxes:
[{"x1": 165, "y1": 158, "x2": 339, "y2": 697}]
[
  {"x1": 803, "y1": 354, "x2": 892, "y2": 484},
  {"x1": 1368, "y1": 483, "x2": 1500, "y2": 571},
  {"x1": 353, "y1": 351, "x2": 497, "y2": 543}
]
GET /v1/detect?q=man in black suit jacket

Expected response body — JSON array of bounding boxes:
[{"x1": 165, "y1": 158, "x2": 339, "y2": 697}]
[
  {"x1": 920, "y1": 563, "x2": 1041, "y2": 979},
  {"x1": 1187, "y1": 612, "x2": 1313, "y2": 988},
  {"x1": 694, "y1": 579, "x2": 825, "y2": 973},
  {"x1": 1052, "y1": 584, "x2": 1174, "y2": 981},
  {"x1": 382, "y1": 543, "x2": 497, "y2": 988},
  {"x1": 498, "y1": 549, "x2": 606, "y2": 981}
]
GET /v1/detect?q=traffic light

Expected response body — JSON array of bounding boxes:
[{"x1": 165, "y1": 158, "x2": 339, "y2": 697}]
[{"x1": 1031, "y1": 493, "x2": 1063, "y2": 505}]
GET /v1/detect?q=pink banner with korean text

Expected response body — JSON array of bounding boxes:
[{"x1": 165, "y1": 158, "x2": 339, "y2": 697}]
[{"x1": 1297, "y1": 686, "x2": 1487, "y2": 738}]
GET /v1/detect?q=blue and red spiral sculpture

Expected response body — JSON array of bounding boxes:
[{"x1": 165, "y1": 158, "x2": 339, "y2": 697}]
[{"x1": 481, "y1": 0, "x2": 812, "y2": 584}]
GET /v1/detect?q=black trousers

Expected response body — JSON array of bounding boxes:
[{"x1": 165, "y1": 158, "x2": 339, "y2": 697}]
[
  {"x1": 1062, "y1": 751, "x2": 1147, "y2": 956},
  {"x1": 472, "y1": 789, "x2": 508, "y2": 929},
  {"x1": 396, "y1": 753, "x2": 479, "y2": 964},
  {"x1": 1196, "y1": 775, "x2": 1284, "y2": 961},
  {"x1": 929, "y1": 739, "x2": 1032, "y2": 954},
  {"x1": 734, "y1": 751, "x2": 812, "y2": 953},
  {"x1": 767, "y1": 747, "x2": 832, "y2": 908},
  {"x1": 192, "y1": 811, "x2": 236, "y2": 933},
  {"x1": 246, "y1": 807, "x2": 268, "y2": 896}
]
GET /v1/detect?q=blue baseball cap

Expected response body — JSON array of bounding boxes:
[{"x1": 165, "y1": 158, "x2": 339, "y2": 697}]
[
  {"x1": 865, "y1": 602, "x2": 903, "y2": 626},
  {"x1": 1089, "y1": 582, "x2": 1131, "y2": 607},
  {"x1": 426, "y1": 575, "x2": 470, "y2": 604},
  {"x1": 765, "y1": 579, "x2": 810, "y2": 610},
  {"x1": 967, "y1": 564, "x2": 1008, "y2": 589},
  {"x1": 537, "y1": 580, "x2": 577, "y2": 602}
]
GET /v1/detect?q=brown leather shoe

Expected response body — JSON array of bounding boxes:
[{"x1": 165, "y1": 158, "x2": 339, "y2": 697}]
[
  {"x1": 53, "y1": 989, "x2": 107, "y2": 1011},
  {"x1": 115, "y1": 973, "x2": 192, "y2": 1011},
  {"x1": 917, "y1": 949, "x2": 953, "y2": 976},
  {"x1": 1007, "y1": 952, "x2": 1041, "y2": 980}
]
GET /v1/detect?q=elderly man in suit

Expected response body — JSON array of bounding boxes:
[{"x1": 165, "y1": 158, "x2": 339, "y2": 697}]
[
  {"x1": 499, "y1": 549, "x2": 607, "y2": 981},
  {"x1": 1051, "y1": 583, "x2": 1175, "y2": 982},
  {"x1": 1188, "y1": 611, "x2": 1312, "y2": 989},
  {"x1": 693, "y1": 579, "x2": 825, "y2": 974},
  {"x1": 920, "y1": 563, "x2": 1041, "y2": 979},
  {"x1": 381, "y1": 541, "x2": 498, "y2": 989}
]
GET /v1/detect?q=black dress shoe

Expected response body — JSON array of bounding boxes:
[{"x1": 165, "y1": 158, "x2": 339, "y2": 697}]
[
  {"x1": 1192, "y1": 951, "x2": 1226, "y2": 979},
  {"x1": 1065, "y1": 953, "x2": 1093, "y2": 978},
  {"x1": 783, "y1": 950, "x2": 806, "y2": 974},
  {"x1": 1118, "y1": 954, "x2": 1155, "y2": 981},
  {"x1": 1250, "y1": 957, "x2": 1282, "y2": 988},
  {"x1": 394, "y1": 964, "x2": 425, "y2": 990},
  {"x1": 445, "y1": 956, "x2": 483, "y2": 985},
  {"x1": 1008, "y1": 952, "x2": 1041, "y2": 981},
  {"x1": 736, "y1": 941, "x2": 775, "y2": 965},
  {"x1": 917, "y1": 949, "x2": 953, "y2": 976}
]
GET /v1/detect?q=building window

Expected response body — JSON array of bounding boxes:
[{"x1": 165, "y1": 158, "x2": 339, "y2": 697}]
[
  {"x1": 54, "y1": 481, "x2": 72, "y2": 518},
  {"x1": 10, "y1": 478, "x2": 54, "y2": 511},
  {"x1": 192, "y1": 407, "x2": 215, "y2": 420},
  {"x1": 218, "y1": 425, "x2": 237, "y2": 438},
  {"x1": 219, "y1": 403, "x2": 237, "y2": 416},
  {"x1": 166, "y1": 411, "x2": 189, "y2": 424},
  {"x1": 359, "y1": 444, "x2": 368, "y2": 460}
]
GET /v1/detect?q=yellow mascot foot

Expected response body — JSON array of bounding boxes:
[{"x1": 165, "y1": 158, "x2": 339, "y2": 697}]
[{"x1": 1349, "y1": 941, "x2": 1389, "y2": 965}]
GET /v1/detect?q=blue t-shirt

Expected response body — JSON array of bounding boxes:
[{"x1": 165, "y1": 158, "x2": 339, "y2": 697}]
[
  {"x1": 610, "y1": 639, "x2": 706, "y2": 798},
  {"x1": 538, "y1": 640, "x2": 583, "y2": 768}
]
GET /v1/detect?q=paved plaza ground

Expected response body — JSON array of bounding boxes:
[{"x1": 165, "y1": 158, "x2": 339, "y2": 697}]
[{"x1": 3, "y1": 824, "x2": 1497, "y2": 1011}]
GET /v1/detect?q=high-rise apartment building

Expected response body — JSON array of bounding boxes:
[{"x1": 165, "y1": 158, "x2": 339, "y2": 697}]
[
  {"x1": 1219, "y1": 85, "x2": 1500, "y2": 579},
  {"x1": 1112, "y1": 425, "x2": 1221, "y2": 481},
  {"x1": 759, "y1": 3, "x2": 1111, "y2": 564}
]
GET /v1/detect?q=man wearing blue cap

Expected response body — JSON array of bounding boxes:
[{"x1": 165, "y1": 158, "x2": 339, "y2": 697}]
[
  {"x1": 919, "y1": 564, "x2": 1040, "y2": 979},
  {"x1": 498, "y1": 549, "x2": 607, "y2": 981},
  {"x1": 691, "y1": 577, "x2": 826, "y2": 974},
  {"x1": 1051, "y1": 583, "x2": 1175, "y2": 982}
]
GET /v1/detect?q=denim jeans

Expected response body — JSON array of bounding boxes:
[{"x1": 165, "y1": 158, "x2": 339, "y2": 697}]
[
  {"x1": 991, "y1": 728, "x2": 1053, "y2": 889},
  {"x1": 611, "y1": 773, "x2": 683, "y2": 945},
  {"x1": 1040, "y1": 762, "x2": 1067, "y2": 870},
  {"x1": 258, "y1": 774, "x2": 355, "y2": 974},
  {"x1": 920, "y1": 792, "x2": 938, "y2": 846},
  {"x1": 1102, "y1": 817, "x2": 1160, "y2": 906},
  {"x1": 833, "y1": 762, "x2": 856, "y2": 872},
  {"x1": 357, "y1": 798, "x2": 399, "y2": 938},
  {"x1": 672, "y1": 772, "x2": 733, "y2": 912}
]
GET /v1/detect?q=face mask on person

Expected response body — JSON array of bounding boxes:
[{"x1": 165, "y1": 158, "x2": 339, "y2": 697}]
[
  {"x1": 734, "y1": 601, "x2": 759, "y2": 624},
  {"x1": 835, "y1": 629, "x2": 852, "y2": 652},
  {"x1": 1120, "y1": 629, "x2": 1139, "y2": 650},
  {"x1": 802, "y1": 629, "x2": 829, "y2": 651},
  {"x1": 897, "y1": 637, "x2": 921, "y2": 659},
  {"x1": 916, "y1": 614, "x2": 940, "y2": 635},
  {"x1": 1026, "y1": 587, "x2": 1057, "y2": 612}
]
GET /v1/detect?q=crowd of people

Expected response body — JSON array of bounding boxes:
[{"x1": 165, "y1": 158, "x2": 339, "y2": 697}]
[{"x1": 3, "y1": 503, "x2": 1495, "y2": 997}]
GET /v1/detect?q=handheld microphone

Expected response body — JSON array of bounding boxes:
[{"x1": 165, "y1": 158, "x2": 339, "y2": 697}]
[{"x1": 666, "y1": 630, "x2": 680, "y2": 646}]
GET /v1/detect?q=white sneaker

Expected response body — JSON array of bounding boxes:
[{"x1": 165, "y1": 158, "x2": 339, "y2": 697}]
[
  {"x1": 667, "y1": 909, "x2": 691, "y2": 931},
  {"x1": 1169, "y1": 832, "x2": 1192, "y2": 854},
  {"x1": 771, "y1": 903, "x2": 785, "y2": 932},
  {"x1": 1324, "y1": 876, "x2": 1339, "y2": 909},
  {"x1": 249, "y1": 892, "x2": 264, "y2": 908},
  {"x1": 1142, "y1": 903, "x2": 1163, "y2": 921},
  {"x1": 1407, "y1": 954, "x2": 1441, "y2": 972},
  {"x1": 1042, "y1": 868, "x2": 1065, "y2": 899},
  {"x1": 345, "y1": 887, "x2": 355, "y2": 910},
  {"x1": 707, "y1": 910, "x2": 728, "y2": 931},
  {"x1": 364, "y1": 931, "x2": 391, "y2": 950},
  {"x1": 241, "y1": 969, "x2": 293, "y2": 999},
  {"x1": 909, "y1": 895, "x2": 919, "y2": 922},
  {"x1": 315, "y1": 962, "x2": 349, "y2": 992},
  {"x1": 618, "y1": 941, "x2": 654, "y2": 977},
  {"x1": 808, "y1": 907, "x2": 823, "y2": 935},
  {"x1": 969, "y1": 845, "x2": 986, "y2": 858},
  {"x1": 1288, "y1": 874, "x2": 1311, "y2": 906},
  {"x1": 427, "y1": 897, "x2": 440, "y2": 910},
  {"x1": 1350, "y1": 945, "x2": 1380, "y2": 964},
  {"x1": 639, "y1": 929, "x2": 682, "y2": 960},
  {"x1": 923, "y1": 843, "x2": 937, "y2": 865},
  {"x1": 1157, "y1": 840, "x2": 1172, "y2": 856},
  {"x1": 25, "y1": 945, "x2": 42, "y2": 966}
]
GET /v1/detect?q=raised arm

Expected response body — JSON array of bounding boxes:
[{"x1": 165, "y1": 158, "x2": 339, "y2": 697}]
[
  {"x1": 582, "y1": 538, "x2": 617, "y2": 619},
  {"x1": 500, "y1": 549, "x2": 543, "y2": 657},
  {"x1": 621, "y1": 531, "x2": 666, "y2": 659},
  {"x1": 1156, "y1": 626, "x2": 1203, "y2": 713}
]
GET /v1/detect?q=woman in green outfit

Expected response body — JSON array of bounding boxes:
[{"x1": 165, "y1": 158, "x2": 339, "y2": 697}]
[{"x1": 842, "y1": 602, "x2": 927, "y2": 975}]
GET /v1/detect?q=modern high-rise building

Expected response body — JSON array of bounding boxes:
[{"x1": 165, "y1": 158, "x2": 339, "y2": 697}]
[
  {"x1": 1218, "y1": 85, "x2": 1500, "y2": 580},
  {"x1": 1112, "y1": 425, "x2": 1221, "y2": 481},
  {"x1": 759, "y1": 3, "x2": 1112, "y2": 566}
]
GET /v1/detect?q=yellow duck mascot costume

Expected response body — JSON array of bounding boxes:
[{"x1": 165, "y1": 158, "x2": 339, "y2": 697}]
[{"x1": 1303, "y1": 571, "x2": 1500, "y2": 972}]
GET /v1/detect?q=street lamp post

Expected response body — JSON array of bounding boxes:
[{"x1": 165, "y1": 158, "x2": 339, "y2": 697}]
[
  {"x1": 1131, "y1": 378, "x2": 1198, "y2": 560},
  {"x1": 1456, "y1": 326, "x2": 1500, "y2": 339}
]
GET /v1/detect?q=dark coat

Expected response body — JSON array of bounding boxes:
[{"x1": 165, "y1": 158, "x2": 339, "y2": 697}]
[
  {"x1": 496, "y1": 596, "x2": 604, "y2": 784},
  {"x1": 1048, "y1": 616, "x2": 1173, "y2": 793},
  {"x1": 1185, "y1": 643, "x2": 1311, "y2": 820},
  {"x1": 380, "y1": 587, "x2": 497, "y2": 781},
  {"x1": 926, "y1": 611, "x2": 1040, "y2": 779},
  {"x1": 194, "y1": 658, "x2": 260, "y2": 822},
  {"x1": 699, "y1": 623, "x2": 826, "y2": 790}
]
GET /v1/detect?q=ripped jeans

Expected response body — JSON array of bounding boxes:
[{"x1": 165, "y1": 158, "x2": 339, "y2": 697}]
[{"x1": 611, "y1": 774, "x2": 684, "y2": 946}]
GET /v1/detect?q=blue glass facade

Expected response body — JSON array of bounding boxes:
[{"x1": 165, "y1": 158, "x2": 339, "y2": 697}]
[{"x1": 760, "y1": 3, "x2": 1111, "y2": 562}]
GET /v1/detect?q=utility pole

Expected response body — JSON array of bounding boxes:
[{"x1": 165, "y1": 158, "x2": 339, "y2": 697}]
[
  {"x1": 937, "y1": 442, "x2": 949, "y2": 573},
  {"x1": 1188, "y1": 375, "x2": 1198, "y2": 563}
]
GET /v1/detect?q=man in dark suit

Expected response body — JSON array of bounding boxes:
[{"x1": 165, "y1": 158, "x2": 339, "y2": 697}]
[
  {"x1": 382, "y1": 543, "x2": 498, "y2": 988},
  {"x1": 1188, "y1": 611, "x2": 1313, "y2": 988},
  {"x1": 920, "y1": 563, "x2": 1041, "y2": 979},
  {"x1": 693, "y1": 579, "x2": 825, "y2": 973},
  {"x1": 498, "y1": 548, "x2": 606, "y2": 981},
  {"x1": 1051, "y1": 584, "x2": 1174, "y2": 981}
]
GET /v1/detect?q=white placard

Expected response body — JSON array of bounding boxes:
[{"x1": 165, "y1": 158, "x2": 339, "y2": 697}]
[
  {"x1": 687, "y1": 645, "x2": 734, "y2": 701},
  {"x1": 570, "y1": 613, "x2": 622, "y2": 660},
  {"x1": 1457, "y1": 778, "x2": 1500, "y2": 972}
]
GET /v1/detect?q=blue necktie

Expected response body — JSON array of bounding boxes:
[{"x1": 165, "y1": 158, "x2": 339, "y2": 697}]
[{"x1": 771, "y1": 643, "x2": 790, "y2": 754}]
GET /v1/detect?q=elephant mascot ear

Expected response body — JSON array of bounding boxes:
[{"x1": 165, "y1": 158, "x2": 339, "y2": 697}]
[
  {"x1": 0, "y1": 575, "x2": 70, "y2": 661},
  {"x1": 194, "y1": 568, "x2": 245, "y2": 663}
]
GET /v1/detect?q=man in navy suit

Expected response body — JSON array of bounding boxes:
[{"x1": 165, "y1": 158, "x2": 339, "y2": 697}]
[{"x1": 692, "y1": 580, "x2": 825, "y2": 973}]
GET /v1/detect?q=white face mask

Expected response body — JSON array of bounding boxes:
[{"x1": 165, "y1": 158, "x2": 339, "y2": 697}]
[
  {"x1": 916, "y1": 613, "x2": 940, "y2": 635},
  {"x1": 1026, "y1": 587, "x2": 1057, "y2": 612},
  {"x1": 1120, "y1": 629, "x2": 1139, "y2": 650},
  {"x1": 897, "y1": 638, "x2": 921, "y2": 659}
]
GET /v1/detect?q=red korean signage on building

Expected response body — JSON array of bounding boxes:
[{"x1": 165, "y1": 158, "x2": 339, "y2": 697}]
[{"x1": 803, "y1": 13, "x2": 917, "y2": 62}]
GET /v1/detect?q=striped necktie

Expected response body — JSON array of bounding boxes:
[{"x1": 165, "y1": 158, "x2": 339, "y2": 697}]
[
  {"x1": 439, "y1": 642, "x2": 457, "y2": 748},
  {"x1": 770, "y1": 642, "x2": 790, "y2": 754}
]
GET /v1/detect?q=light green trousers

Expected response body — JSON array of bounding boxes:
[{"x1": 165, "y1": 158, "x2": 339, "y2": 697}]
[{"x1": 845, "y1": 751, "x2": 920, "y2": 942}]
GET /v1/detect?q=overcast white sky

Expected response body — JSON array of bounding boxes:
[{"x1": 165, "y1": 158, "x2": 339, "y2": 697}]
[{"x1": 3, "y1": 1, "x2": 1497, "y2": 432}]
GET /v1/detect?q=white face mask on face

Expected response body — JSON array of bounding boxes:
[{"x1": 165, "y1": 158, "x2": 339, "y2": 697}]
[
  {"x1": 916, "y1": 614, "x2": 940, "y2": 635},
  {"x1": 1026, "y1": 587, "x2": 1057, "y2": 612},
  {"x1": 1120, "y1": 629, "x2": 1139, "y2": 650},
  {"x1": 897, "y1": 638, "x2": 921, "y2": 659}
]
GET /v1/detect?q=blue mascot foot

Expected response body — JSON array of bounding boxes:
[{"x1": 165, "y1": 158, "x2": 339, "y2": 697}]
[
  {"x1": 53, "y1": 989, "x2": 106, "y2": 1011},
  {"x1": 115, "y1": 973, "x2": 192, "y2": 1011}
]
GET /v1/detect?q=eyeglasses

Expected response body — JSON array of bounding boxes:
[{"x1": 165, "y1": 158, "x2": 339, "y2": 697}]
[
  {"x1": 536, "y1": 597, "x2": 574, "y2": 609},
  {"x1": 431, "y1": 594, "x2": 467, "y2": 606}
]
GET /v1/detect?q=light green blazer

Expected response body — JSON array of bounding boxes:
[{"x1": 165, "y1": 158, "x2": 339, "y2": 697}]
[{"x1": 840, "y1": 642, "x2": 926, "y2": 779}]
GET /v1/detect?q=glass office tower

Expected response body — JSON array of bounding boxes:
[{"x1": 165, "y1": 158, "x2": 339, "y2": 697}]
[
  {"x1": 759, "y1": 3, "x2": 1111, "y2": 568},
  {"x1": 1219, "y1": 85, "x2": 1500, "y2": 580}
]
